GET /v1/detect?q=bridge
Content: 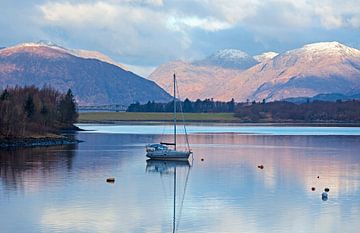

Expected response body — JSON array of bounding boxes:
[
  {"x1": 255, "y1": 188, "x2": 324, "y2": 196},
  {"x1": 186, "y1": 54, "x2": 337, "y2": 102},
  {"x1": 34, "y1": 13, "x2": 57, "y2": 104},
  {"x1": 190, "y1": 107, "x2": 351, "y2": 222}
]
[{"x1": 77, "y1": 104, "x2": 128, "y2": 112}]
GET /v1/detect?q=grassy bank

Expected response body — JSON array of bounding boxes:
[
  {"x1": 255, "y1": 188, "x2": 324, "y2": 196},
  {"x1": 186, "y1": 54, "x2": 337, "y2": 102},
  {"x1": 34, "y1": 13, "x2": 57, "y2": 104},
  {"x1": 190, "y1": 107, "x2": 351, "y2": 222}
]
[
  {"x1": 78, "y1": 112, "x2": 360, "y2": 126},
  {"x1": 78, "y1": 112, "x2": 238, "y2": 123}
]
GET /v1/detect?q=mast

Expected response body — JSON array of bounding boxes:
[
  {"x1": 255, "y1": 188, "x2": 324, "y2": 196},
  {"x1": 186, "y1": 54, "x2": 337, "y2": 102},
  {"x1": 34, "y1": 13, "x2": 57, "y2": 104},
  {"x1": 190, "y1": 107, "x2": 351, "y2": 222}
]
[
  {"x1": 173, "y1": 166, "x2": 177, "y2": 233},
  {"x1": 173, "y1": 73, "x2": 177, "y2": 150}
]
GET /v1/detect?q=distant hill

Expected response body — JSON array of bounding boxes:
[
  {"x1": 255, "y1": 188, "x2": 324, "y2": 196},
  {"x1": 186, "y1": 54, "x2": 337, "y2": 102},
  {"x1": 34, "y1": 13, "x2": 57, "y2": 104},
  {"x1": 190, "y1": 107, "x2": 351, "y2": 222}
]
[
  {"x1": 149, "y1": 42, "x2": 360, "y2": 102},
  {"x1": 284, "y1": 93, "x2": 360, "y2": 103},
  {"x1": 0, "y1": 42, "x2": 171, "y2": 105}
]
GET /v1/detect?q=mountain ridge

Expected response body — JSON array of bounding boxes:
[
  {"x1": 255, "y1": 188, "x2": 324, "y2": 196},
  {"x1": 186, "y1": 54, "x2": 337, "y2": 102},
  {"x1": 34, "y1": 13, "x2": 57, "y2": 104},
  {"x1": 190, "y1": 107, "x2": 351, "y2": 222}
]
[
  {"x1": 284, "y1": 93, "x2": 360, "y2": 103},
  {"x1": 148, "y1": 41, "x2": 360, "y2": 102},
  {"x1": 0, "y1": 43, "x2": 172, "y2": 105}
]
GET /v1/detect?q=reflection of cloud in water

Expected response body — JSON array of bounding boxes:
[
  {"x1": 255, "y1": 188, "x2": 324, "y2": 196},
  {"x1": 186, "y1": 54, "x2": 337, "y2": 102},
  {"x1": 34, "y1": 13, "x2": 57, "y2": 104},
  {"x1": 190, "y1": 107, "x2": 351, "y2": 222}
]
[
  {"x1": 189, "y1": 134, "x2": 360, "y2": 196},
  {"x1": 1, "y1": 131, "x2": 360, "y2": 233},
  {"x1": 184, "y1": 194, "x2": 360, "y2": 233},
  {"x1": 41, "y1": 207, "x2": 117, "y2": 233}
]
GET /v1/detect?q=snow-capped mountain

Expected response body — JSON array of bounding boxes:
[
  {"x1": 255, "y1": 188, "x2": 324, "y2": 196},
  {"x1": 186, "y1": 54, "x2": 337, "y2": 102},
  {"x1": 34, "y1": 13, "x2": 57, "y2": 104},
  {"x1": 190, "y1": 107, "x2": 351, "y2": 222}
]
[
  {"x1": 0, "y1": 42, "x2": 171, "y2": 105},
  {"x1": 193, "y1": 49, "x2": 259, "y2": 70},
  {"x1": 148, "y1": 42, "x2": 360, "y2": 102},
  {"x1": 239, "y1": 41, "x2": 360, "y2": 101},
  {"x1": 4, "y1": 41, "x2": 128, "y2": 70},
  {"x1": 254, "y1": 52, "x2": 278, "y2": 63}
]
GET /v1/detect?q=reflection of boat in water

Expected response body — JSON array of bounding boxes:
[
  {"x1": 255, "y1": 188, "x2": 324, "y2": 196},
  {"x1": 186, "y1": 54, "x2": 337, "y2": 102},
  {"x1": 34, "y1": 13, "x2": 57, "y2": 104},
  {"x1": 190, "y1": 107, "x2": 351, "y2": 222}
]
[
  {"x1": 146, "y1": 159, "x2": 191, "y2": 233},
  {"x1": 146, "y1": 74, "x2": 192, "y2": 161},
  {"x1": 146, "y1": 159, "x2": 190, "y2": 174}
]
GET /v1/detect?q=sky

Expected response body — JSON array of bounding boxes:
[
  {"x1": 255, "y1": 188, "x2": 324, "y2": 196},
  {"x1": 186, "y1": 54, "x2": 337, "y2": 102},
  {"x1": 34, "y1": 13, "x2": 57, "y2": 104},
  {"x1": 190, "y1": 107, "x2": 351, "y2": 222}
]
[{"x1": 1, "y1": 0, "x2": 360, "y2": 77}]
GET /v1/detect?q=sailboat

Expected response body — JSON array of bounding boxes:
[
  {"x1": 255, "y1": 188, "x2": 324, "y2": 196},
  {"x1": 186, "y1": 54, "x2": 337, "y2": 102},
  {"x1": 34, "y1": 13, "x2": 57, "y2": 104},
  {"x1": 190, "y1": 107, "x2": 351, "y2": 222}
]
[{"x1": 146, "y1": 74, "x2": 192, "y2": 161}]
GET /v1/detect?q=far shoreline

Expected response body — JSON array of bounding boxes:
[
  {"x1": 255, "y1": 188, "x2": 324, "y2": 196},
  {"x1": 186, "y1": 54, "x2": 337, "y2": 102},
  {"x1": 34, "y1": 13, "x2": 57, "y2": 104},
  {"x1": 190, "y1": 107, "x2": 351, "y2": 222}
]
[
  {"x1": 76, "y1": 121, "x2": 360, "y2": 127},
  {"x1": 78, "y1": 112, "x2": 360, "y2": 127}
]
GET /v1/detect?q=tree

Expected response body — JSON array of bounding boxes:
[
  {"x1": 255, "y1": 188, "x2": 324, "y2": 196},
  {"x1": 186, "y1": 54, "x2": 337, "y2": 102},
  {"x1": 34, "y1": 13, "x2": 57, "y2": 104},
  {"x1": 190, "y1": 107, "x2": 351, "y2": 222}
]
[
  {"x1": 0, "y1": 89, "x2": 10, "y2": 101},
  {"x1": 183, "y1": 98, "x2": 193, "y2": 112},
  {"x1": 58, "y1": 89, "x2": 78, "y2": 125},
  {"x1": 24, "y1": 95, "x2": 35, "y2": 118},
  {"x1": 227, "y1": 98, "x2": 235, "y2": 111}
]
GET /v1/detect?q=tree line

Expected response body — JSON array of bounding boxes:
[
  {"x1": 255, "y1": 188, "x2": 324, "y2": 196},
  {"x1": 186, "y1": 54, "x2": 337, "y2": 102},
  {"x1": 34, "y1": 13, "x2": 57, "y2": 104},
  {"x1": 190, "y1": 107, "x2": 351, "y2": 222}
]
[
  {"x1": 0, "y1": 86, "x2": 78, "y2": 138},
  {"x1": 127, "y1": 97, "x2": 360, "y2": 123},
  {"x1": 127, "y1": 98, "x2": 236, "y2": 113},
  {"x1": 234, "y1": 100, "x2": 360, "y2": 123}
]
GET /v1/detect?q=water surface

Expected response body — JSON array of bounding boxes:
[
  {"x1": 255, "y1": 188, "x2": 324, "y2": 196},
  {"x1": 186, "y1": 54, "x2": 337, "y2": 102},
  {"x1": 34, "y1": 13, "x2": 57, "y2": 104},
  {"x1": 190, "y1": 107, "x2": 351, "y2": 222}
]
[{"x1": 1, "y1": 124, "x2": 360, "y2": 233}]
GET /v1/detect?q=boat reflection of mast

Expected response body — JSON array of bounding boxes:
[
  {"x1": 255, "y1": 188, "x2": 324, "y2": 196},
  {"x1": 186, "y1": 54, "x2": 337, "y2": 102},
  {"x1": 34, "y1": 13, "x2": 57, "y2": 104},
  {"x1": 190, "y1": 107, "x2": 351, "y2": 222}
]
[
  {"x1": 173, "y1": 166, "x2": 176, "y2": 233},
  {"x1": 146, "y1": 160, "x2": 191, "y2": 233}
]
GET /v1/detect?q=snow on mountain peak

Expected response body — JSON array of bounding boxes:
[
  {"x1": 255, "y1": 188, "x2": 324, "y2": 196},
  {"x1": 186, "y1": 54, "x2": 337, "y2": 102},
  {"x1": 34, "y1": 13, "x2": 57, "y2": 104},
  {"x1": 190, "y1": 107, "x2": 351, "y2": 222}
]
[
  {"x1": 192, "y1": 49, "x2": 259, "y2": 70},
  {"x1": 12, "y1": 41, "x2": 65, "y2": 50},
  {"x1": 254, "y1": 52, "x2": 279, "y2": 62},
  {"x1": 286, "y1": 41, "x2": 360, "y2": 57},
  {"x1": 212, "y1": 49, "x2": 251, "y2": 60},
  {"x1": 1, "y1": 41, "x2": 127, "y2": 70},
  {"x1": 303, "y1": 41, "x2": 344, "y2": 50}
]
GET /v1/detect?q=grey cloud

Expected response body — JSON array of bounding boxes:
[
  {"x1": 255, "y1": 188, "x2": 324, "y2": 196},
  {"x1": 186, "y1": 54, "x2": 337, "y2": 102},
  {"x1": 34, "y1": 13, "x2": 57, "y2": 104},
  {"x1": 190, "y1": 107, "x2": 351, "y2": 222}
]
[{"x1": 1, "y1": 0, "x2": 360, "y2": 76}]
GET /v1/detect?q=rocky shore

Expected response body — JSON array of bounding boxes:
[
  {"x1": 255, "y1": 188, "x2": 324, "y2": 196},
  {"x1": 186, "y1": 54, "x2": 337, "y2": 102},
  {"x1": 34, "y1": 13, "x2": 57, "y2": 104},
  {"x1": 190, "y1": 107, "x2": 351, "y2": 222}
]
[{"x1": 0, "y1": 137, "x2": 81, "y2": 149}]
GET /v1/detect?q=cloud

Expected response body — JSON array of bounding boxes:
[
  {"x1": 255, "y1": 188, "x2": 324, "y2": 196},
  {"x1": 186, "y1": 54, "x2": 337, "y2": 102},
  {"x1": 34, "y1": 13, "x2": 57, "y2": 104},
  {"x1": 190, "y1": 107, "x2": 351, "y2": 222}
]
[
  {"x1": 38, "y1": 1, "x2": 194, "y2": 66},
  {"x1": 1, "y1": 0, "x2": 360, "y2": 77},
  {"x1": 167, "y1": 16, "x2": 231, "y2": 32},
  {"x1": 40, "y1": 2, "x2": 118, "y2": 26}
]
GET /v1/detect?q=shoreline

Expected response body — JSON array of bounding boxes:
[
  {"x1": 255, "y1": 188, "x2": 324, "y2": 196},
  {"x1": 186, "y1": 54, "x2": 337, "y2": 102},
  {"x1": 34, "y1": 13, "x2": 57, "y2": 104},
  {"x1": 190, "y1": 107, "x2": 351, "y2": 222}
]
[
  {"x1": 0, "y1": 136, "x2": 81, "y2": 149},
  {"x1": 77, "y1": 120, "x2": 360, "y2": 127},
  {"x1": 78, "y1": 112, "x2": 360, "y2": 127}
]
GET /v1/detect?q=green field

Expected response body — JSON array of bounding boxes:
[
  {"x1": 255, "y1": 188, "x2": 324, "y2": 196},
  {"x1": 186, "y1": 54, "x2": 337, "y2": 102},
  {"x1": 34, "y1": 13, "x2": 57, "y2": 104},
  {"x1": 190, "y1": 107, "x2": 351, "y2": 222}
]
[{"x1": 78, "y1": 112, "x2": 238, "y2": 123}]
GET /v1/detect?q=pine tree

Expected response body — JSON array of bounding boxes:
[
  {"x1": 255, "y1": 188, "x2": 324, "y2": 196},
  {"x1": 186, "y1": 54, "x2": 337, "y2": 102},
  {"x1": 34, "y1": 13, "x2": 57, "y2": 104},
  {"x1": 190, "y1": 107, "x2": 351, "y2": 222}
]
[
  {"x1": 58, "y1": 89, "x2": 78, "y2": 125},
  {"x1": 0, "y1": 89, "x2": 10, "y2": 101},
  {"x1": 24, "y1": 95, "x2": 35, "y2": 118}
]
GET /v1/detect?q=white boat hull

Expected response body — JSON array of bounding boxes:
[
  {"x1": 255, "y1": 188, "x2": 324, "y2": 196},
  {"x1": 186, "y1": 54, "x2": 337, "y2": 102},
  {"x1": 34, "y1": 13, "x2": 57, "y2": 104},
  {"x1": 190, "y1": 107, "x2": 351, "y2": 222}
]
[{"x1": 146, "y1": 150, "x2": 191, "y2": 161}]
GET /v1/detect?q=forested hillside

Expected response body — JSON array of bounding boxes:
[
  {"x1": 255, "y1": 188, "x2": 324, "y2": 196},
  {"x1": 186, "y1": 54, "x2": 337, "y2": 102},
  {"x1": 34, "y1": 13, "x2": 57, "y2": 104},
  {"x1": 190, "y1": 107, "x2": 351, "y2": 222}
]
[{"x1": 0, "y1": 86, "x2": 77, "y2": 138}]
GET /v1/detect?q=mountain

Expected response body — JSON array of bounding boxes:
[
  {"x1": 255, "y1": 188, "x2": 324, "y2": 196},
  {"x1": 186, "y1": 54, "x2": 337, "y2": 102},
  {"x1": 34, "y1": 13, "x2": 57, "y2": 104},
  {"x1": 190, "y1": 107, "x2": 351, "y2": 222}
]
[
  {"x1": 148, "y1": 42, "x2": 360, "y2": 102},
  {"x1": 8, "y1": 42, "x2": 128, "y2": 70},
  {"x1": 149, "y1": 60, "x2": 240, "y2": 100},
  {"x1": 284, "y1": 93, "x2": 360, "y2": 103},
  {"x1": 0, "y1": 42, "x2": 171, "y2": 105},
  {"x1": 253, "y1": 52, "x2": 278, "y2": 63},
  {"x1": 239, "y1": 42, "x2": 360, "y2": 101},
  {"x1": 193, "y1": 49, "x2": 259, "y2": 70}
]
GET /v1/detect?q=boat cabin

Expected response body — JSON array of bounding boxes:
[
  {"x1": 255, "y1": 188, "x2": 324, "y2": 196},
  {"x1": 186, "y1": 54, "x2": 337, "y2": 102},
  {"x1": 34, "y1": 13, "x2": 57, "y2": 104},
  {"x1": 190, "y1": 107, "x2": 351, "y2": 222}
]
[{"x1": 146, "y1": 144, "x2": 169, "y2": 152}]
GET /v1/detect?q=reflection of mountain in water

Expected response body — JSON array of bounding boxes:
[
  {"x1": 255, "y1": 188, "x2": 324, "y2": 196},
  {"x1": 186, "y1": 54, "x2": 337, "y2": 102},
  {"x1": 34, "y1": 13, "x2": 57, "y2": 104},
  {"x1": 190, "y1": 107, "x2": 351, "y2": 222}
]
[{"x1": 0, "y1": 144, "x2": 76, "y2": 193}]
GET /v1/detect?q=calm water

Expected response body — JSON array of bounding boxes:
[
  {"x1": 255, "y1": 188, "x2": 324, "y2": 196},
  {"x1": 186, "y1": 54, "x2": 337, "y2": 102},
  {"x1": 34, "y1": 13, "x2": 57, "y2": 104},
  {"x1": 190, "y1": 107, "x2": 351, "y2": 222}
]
[{"x1": 1, "y1": 124, "x2": 360, "y2": 233}]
